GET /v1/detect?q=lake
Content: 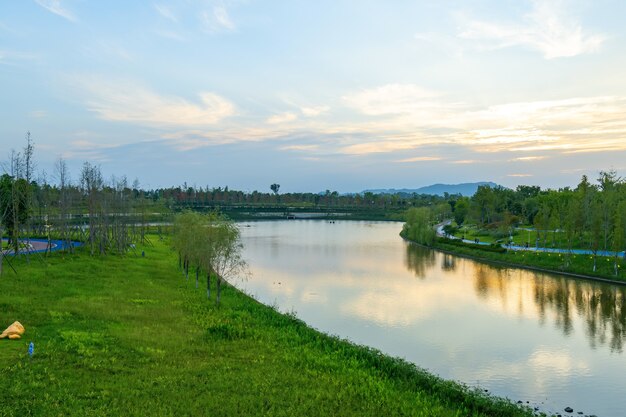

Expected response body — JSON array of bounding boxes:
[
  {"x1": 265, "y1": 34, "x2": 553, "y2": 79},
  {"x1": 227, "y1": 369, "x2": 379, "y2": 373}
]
[{"x1": 238, "y1": 220, "x2": 625, "y2": 417}]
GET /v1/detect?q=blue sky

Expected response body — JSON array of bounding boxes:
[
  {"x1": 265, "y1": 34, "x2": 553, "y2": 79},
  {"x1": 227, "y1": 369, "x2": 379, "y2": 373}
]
[{"x1": 1, "y1": 0, "x2": 625, "y2": 192}]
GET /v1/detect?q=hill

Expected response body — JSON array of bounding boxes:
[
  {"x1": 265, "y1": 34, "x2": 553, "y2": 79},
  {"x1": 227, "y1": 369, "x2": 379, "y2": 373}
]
[{"x1": 363, "y1": 182, "x2": 500, "y2": 197}]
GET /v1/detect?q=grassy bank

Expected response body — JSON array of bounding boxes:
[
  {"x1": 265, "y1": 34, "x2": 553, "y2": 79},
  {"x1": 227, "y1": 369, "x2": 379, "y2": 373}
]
[
  {"x1": 413, "y1": 235, "x2": 625, "y2": 284},
  {"x1": 0, "y1": 239, "x2": 535, "y2": 416}
]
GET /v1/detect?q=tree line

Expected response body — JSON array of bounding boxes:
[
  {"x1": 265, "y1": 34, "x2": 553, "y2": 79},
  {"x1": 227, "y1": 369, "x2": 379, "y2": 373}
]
[
  {"x1": 0, "y1": 135, "x2": 164, "y2": 274},
  {"x1": 404, "y1": 171, "x2": 626, "y2": 275},
  {"x1": 154, "y1": 185, "x2": 448, "y2": 211}
]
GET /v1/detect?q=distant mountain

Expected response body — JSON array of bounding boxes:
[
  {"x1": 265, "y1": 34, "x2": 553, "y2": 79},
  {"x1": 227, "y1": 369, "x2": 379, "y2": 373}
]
[{"x1": 363, "y1": 182, "x2": 501, "y2": 197}]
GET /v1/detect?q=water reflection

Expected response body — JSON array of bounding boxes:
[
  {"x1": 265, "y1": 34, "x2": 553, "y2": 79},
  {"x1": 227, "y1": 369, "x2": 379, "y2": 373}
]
[
  {"x1": 404, "y1": 243, "x2": 436, "y2": 278},
  {"x1": 240, "y1": 221, "x2": 626, "y2": 416},
  {"x1": 404, "y1": 243, "x2": 626, "y2": 352}
]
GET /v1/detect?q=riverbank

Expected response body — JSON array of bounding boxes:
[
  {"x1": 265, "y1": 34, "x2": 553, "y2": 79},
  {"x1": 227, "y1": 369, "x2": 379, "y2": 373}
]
[
  {"x1": 0, "y1": 238, "x2": 536, "y2": 416},
  {"x1": 403, "y1": 232, "x2": 626, "y2": 285}
]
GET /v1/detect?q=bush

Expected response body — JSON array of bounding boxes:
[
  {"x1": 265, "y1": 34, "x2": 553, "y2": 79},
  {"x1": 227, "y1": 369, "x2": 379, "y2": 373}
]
[{"x1": 437, "y1": 237, "x2": 507, "y2": 254}]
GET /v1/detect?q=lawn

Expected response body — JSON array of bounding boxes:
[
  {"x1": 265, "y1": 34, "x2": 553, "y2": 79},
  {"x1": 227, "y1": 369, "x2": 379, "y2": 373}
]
[{"x1": 0, "y1": 238, "x2": 535, "y2": 417}]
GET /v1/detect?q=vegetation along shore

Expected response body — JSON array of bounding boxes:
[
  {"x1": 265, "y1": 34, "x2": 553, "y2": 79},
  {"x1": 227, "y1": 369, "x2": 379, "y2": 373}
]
[
  {"x1": 401, "y1": 172, "x2": 626, "y2": 284},
  {"x1": 0, "y1": 236, "x2": 538, "y2": 416}
]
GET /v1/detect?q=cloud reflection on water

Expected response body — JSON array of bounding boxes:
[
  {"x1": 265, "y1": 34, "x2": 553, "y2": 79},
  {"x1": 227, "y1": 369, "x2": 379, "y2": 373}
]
[{"x1": 239, "y1": 220, "x2": 626, "y2": 416}]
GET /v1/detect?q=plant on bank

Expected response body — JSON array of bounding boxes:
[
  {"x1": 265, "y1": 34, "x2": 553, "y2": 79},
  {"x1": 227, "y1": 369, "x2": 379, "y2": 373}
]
[
  {"x1": 172, "y1": 211, "x2": 247, "y2": 304},
  {"x1": 401, "y1": 207, "x2": 436, "y2": 246}
]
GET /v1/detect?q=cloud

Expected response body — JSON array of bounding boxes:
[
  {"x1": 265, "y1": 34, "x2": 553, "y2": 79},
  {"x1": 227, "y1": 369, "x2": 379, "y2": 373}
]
[
  {"x1": 78, "y1": 78, "x2": 235, "y2": 126},
  {"x1": 507, "y1": 174, "x2": 533, "y2": 177},
  {"x1": 29, "y1": 110, "x2": 48, "y2": 118},
  {"x1": 458, "y1": 0, "x2": 605, "y2": 59},
  {"x1": 301, "y1": 106, "x2": 330, "y2": 117},
  {"x1": 201, "y1": 5, "x2": 235, "y2": 33},
  {"x1": 35, "y1": 0, "x2": 76, "y2": 22},
  {"x1": 160, "y1": 126, "x2": 291, "y2": 151},
  {"x1": 509, "y1": 156, "x2": 547, "y2": 162},
  {"x1": 320, "y1": 86, "x2": 626, "y2": 158},
  {"x1": 266, "y1": 112, "x2": 298, "y2": 125},
  {"x1": 280, "y1": 144, "x2": 319, "y2": 152},
  {"x1": 343, "y1": 84, "x2": 441, "y2": 116},
  {"x1": 0, "y1": 49, "x2": 40, "y2": 66},
  {"x1": 154, "y1": 4, "x2": 178, "y2": 23},
  {"x1": 450, "y1": 160, "x2": 478, "y2": 164},
  {"x1": 395, "y1": 156, "x2": 442, "y2": 163},
  {"x1": 338, "y1": 141, "x2": 417, "y2": 155}
]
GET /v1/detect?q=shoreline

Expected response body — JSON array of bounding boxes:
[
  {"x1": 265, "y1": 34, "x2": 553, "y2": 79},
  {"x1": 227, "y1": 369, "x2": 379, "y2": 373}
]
[
  {"x1": 0, "y1": 237, "x2": 538, "y2": 417},
  {"x1": 403, "y1": 236, "x2": 626, "y2": 286}
]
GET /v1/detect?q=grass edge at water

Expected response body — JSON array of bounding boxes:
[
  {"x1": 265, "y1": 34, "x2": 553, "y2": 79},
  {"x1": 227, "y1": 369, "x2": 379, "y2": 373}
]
[{"x1": 0, "y1": 237, "x2": 539, "y2": 417}]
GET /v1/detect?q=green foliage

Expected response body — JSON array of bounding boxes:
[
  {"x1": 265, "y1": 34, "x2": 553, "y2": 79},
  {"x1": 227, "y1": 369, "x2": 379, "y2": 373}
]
[
  {"x1": 442, "y1": 224, "x2": 458, "y2": 236},
  {"x1": 0, "y1": 238, "x2": 535, "y2": 417},
  {"x1": 453, "y1": 197, "x2": 469, "y2": 225},
  {"x1": 402, "y1": 207, "x2": 436, "y2": 246},
  {"x1": 438, "y1": 237, "x2": 508, "y2": 254},
  {"x1": 434, "y1": 240, "x2": 625, "y2": 282},
  {"x1": 173, "y1": 211, "x2": 246, "y2": 303}
]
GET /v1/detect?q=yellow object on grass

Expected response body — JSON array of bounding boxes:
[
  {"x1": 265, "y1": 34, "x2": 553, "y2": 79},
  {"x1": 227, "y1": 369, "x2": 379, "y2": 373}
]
[{"x1": 0, "y1": 321, "x2": 25, "y2": 340}]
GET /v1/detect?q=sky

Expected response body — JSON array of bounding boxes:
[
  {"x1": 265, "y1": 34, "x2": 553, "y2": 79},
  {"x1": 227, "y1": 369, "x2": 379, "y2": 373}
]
[{"x1": 1, "y1": 0, "x2": 625, "y2": 193}]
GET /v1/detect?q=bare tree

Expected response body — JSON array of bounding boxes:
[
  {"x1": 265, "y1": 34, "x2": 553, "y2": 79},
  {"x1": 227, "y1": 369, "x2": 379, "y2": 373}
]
[{"x1": 55, "y1": 157, "x2": 73, "y2": 253}]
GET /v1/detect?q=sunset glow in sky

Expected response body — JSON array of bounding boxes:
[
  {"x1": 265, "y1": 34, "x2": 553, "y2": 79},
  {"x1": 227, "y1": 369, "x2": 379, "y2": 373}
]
[{"x1": 1, "y1": 0, "x2": 625, "y2": 192}]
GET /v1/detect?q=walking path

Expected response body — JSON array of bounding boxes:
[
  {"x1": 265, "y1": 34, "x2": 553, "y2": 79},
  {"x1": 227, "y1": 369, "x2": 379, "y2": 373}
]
[
  {"x1": 436, "y1": 221, "x2": 626, "y2": 258},
  {"x1": 1, "y1": 238, "x2": 81, "y2": 255}
]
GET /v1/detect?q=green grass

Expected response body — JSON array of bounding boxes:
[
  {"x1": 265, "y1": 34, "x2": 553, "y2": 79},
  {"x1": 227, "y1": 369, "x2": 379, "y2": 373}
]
[
  {"x1": 432, "y1": 238, "x2": 625, "y2": 283},
  {"x1": 452, "y1": 224, "x2": 606, "y2": 251},
  {"x1": 0, "y1": 238, "x2": 536, "y2": 416}
]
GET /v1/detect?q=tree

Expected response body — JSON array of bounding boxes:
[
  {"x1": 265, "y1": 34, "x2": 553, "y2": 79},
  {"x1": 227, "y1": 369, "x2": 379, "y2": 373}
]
[
  {"x1": 203, "y1": 215, "x2": 247, "y2": 304},
  {"x1": 172, "y1": 212, "x2": 247, "y2": 304},
  {"x1": 612, "y1": 201, "x2": 626, "y2": 276},
  {"x1": 270, "y1": 183, "x2": 280, "y2": 195},
  {"x1": 472, "y1": 185, "x2": 495, "y2": 225},
  {"x1": 80, "y1": 162, "x2": 104, "y2": 255},
  {"x1": 402, "y1": 207, "x2": 436, "y2": 246},
  {"x1": 54, "y1": 158, "x2": 73, "y2": 253},
  {"x1": 0, "y1": 174, "x2": 30, "y2": 254},
  {"x1": 453, "y1": 197, "x2": 469, "y2": 225}
]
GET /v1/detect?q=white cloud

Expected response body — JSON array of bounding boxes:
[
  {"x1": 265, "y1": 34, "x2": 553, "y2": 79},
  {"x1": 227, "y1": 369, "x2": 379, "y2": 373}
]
[
  {"x1": 266, "y1": 112, "x2": 298, "y2": 125},
  {"x1": 459, "y1": 0, "x2": 605, "y2": 59},
  {"x1": 510, "y1": 156, "x2": 546, "y2": 162},
  {"x1": 35, "y1": 0, "x2": 76, "y2": 22},
  {"x1": 201, "y1": 5, "x2": 235, "y2": 33},
  {"x1": 300, "y1": 106, "x2": 330, "y2": 117},
  {"x1": 154, "y1": 4, "x2": 178, "y2": 23},
  {"x1": 78, "y1": 78, "x2": 235, "y2": 126},
  {"x1": 280, "y1": 144, "x2": 319, "y2": 152},
  {"x1": 160, "y1": 126, "x2": 290, "y2": 150},
  {"x1": 0, "y1": 49, "x2": 40, "y2": 66},
  {"x1": 343, "y1": 84, "x2": 440, "y2": 116},
  {"x1": 395, "y1": 156, "x2": 442, "y2": 163},
  {"x1": 338, "y1": 141, "x2": 417, "y2": 155},
  {"x1": 332, "y1": 86, "x2": 626, "y2": 157},
  {"x1": 451, "y1": 160, "x2": 479, "y2": 164}
]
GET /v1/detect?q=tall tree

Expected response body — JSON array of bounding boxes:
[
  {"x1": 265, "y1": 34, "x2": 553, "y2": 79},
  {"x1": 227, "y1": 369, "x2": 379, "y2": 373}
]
[{"x1": 0, "y1": 174, "x2": 30, "y2": 254}]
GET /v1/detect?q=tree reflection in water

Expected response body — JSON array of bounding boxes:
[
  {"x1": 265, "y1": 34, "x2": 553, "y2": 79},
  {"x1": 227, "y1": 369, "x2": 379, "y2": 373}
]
[
  {"x1": 441, "y1": 254, "x2": 456, "y2": 272},
  {"x1": 403, "y1": 243, "x2": 626, "y2": 352},
  {"x1": 472, "y1": 264, "x2": 626, "y2": 352},
  {"x1": 404, "y1": 243, "x2": 436, "y2": 279}
]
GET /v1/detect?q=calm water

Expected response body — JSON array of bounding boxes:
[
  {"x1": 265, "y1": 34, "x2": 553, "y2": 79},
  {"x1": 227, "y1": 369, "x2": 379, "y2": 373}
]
[{"x1": 238, "y1": 220, "x2": 626, "y2": 417}]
